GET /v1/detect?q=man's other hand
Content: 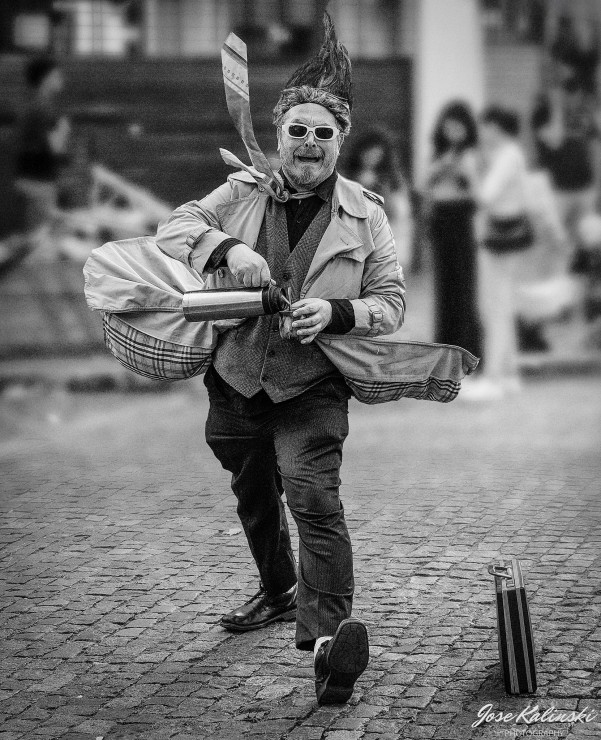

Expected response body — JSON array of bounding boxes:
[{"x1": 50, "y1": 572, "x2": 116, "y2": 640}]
[
  {"x1": 291, "y1": 299, "x2": 332, "y2": 344},
  {"x1": 226, "y1": 244, "x2": 271, "y2": 288}
]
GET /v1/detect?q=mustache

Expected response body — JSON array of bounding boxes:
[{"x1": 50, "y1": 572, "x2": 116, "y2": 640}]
[{"x1": 294, "y1": 147, "x2": 323, "y2": 158}]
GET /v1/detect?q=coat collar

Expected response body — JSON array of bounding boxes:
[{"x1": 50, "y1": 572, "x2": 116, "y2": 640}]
[{"x1": 228, "y1": 169, "x2": 368, "y2": 219}]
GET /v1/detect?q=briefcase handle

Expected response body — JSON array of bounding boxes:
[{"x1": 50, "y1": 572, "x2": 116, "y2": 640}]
[{"x1": 488, "y1": 564, "x2": 513, "y2": 579}]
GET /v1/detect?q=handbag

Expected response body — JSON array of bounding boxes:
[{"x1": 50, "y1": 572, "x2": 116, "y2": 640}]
[{"x1": 484, "y1": 214, "x2": 535, "y2": 254}]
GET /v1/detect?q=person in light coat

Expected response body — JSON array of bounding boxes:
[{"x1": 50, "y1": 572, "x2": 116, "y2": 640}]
[{"x1": 156, "y1": 18, "x2": 405, "y2": 706}]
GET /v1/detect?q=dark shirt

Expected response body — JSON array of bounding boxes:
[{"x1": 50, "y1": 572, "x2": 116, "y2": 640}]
[
  {"x1": 537, "y1": 139, "x2": 595, "y2": 190},
  {"x1": 533, "y1": 91, "x2": 600, "y2": 191},
  {"x1": 283, "y1": 170, "x2": 337, "y2": 248},
  {"x1": 15, "y1": 103, "x2": 61, "y2": 181},
  {"x1": 206, "y1": 169, "x2": 354, "y2": 334}
]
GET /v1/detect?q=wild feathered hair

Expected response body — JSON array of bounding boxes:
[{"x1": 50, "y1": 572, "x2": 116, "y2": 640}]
[{"x1": 273, "y1": 12, "x2": 352, "y2": 134}]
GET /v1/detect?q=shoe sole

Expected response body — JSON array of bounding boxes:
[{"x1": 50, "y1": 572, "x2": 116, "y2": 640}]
[
  {"x1": 219, "y1": 608, "x2": 297, "y2": 633},
  {"x1": 317, "y1": 619, "x2": 369, "y2": 705}
]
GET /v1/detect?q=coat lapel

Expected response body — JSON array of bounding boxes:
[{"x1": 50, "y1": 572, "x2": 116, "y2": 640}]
[
  {"x1": 302, "y1": 216, "x2": 362, "y2": 286},
  {"x1": 302, "y1": 176, "x2": 373, "y2": 288}
]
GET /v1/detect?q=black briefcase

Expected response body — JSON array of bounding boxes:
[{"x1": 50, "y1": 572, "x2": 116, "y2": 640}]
[{"x1": 488, "y1": 559, "x2": 537, "y2": 694}]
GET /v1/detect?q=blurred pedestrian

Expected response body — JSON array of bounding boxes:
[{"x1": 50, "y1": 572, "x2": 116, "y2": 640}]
[
  {"x1": 532, "y1": 87, "x2": 600, "y2": 259},
  {"x1": 14, "y1": 57, "x2": 70, "y2": 242},
  {"x1": 423, "y1": 101, "x2": 482, "y2": 357},
  {"x1": 533, "y1": 19, "x2": 601, "y2": 268},
  {"x1": 469, "y1": 106, "x2": 534, "y2": 400},
  {"x1": 512, "y1": 162, "x2": 570, "y2": 353},
  {"x1": 345, "y1": 126, "x2": 413, "y2": 266},
  {"x1": 550, "y1": 14, "x2": 599, "y2": 96}
]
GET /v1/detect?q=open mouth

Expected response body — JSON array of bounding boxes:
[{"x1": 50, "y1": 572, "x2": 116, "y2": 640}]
[{"x1": 296, "y1": 154, "x2": 321, "y2": 164}]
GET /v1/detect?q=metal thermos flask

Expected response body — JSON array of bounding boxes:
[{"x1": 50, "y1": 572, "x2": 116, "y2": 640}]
[{"x1": 182, "y1": 284, "x2": 289, "y2": 322}]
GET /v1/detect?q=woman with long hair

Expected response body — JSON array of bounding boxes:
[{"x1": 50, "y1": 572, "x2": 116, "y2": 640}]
[{"x1": 423, "y1": 100, "x2": 482, "y2": 357}]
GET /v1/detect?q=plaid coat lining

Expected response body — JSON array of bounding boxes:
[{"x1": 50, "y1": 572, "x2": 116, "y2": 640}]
[
  {"x1": 103, "y1": 313, "x2": 464, "y2": 402},
  {"x1": 103, "y1": 314, "x2": 212, "y2": 381},
  {"x1": 343, "y1": 376, "x2": 461, "y2": 404}
]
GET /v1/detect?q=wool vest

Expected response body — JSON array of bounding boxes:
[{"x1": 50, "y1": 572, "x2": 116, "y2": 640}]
[{"x1": 212, "y1": 197, "x2": 339, "y2": 402}]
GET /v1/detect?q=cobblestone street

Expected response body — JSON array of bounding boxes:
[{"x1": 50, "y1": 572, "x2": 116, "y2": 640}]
[{"x1": 1, "y1": 376, "x2": 600, "y2": 740}]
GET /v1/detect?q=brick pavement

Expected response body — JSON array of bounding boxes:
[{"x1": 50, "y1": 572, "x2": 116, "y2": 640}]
[{"x1": 1, "y1": 377, "x2": 600, "y2": 740}]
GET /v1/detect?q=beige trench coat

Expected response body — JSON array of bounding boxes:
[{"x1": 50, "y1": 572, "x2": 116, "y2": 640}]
[
  {"x1": 156, "y1": 170, "x2": 406, "y2": 338},
  {"x1": 85, "y1": 172, "x2": 478, "y2": 401}
]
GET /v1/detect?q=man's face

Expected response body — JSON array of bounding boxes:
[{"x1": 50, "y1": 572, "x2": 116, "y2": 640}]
[{"x1": 277, "y1": 103, "x2": 341, "y2": 190}]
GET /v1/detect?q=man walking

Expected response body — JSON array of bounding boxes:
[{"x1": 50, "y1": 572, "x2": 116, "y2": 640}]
[{"x1": 156, "y1": 15, "x2": 406, "y2": 704}]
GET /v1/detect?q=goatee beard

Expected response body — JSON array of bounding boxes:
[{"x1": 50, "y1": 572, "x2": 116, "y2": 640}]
[{"x1": 284, "y1": 161, "x2": 332, "y2": 191}]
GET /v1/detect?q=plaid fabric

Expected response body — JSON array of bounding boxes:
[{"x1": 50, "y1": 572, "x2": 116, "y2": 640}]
[
  {"x1": 103, "y1": 313, "x2": 212, "y2": 381},
  {"x1": 343, "y1": 376, "x2": 462, "y2": 404},
  {"x1": 316, "y1": 335, "x2": 479, "y2": 405}
]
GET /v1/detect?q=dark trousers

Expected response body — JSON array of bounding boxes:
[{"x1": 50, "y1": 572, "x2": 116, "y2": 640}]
[
  {"x1": 431, "y1": 200, "x2": 482, "y2": 358},
  {"x1": 204, "y1": 368, "x2": 354, "y2": 650}
]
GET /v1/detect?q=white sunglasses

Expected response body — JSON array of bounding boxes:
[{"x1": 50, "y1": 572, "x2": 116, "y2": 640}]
[{"x1": 281, "y1": 123, "x2": 340, "y2": 141}]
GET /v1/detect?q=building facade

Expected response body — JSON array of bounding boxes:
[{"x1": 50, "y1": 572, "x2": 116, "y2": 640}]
[{"x1": 1, "y1": 0, "x2": 600, "y2": 190}]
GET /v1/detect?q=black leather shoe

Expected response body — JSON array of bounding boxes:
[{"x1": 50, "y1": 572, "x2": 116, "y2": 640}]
[
  {"x1": 315, "y1": 618, "x2": 369, "y2": 705},
  {"x1": 220, "y1": 583, "x2": 297, "y2": 632}
]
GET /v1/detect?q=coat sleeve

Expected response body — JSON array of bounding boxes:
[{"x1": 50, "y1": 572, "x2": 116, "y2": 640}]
[
  {"x1": 155, "y1": 180, "x2": 243, "y2": 276},
  {"x1": 348, "y1": 203, "x2": 406, "y2": 337}
]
